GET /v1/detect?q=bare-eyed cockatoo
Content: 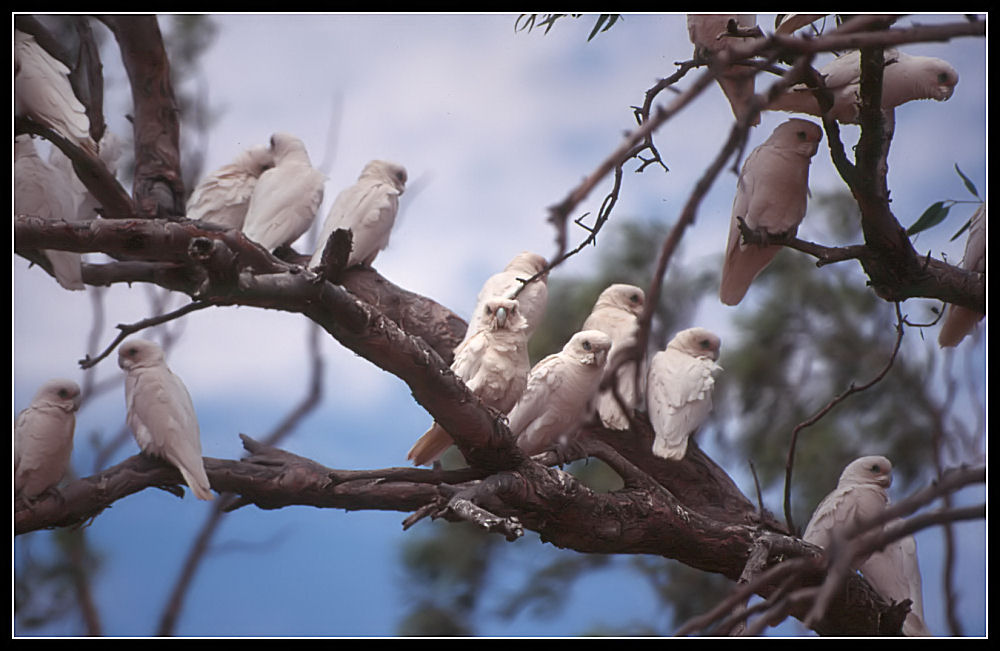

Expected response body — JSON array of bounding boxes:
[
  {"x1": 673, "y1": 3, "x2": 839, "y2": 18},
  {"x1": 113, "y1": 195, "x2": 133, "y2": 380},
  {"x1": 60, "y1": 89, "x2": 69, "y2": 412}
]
[
  {"x1": 508, "y1": 329, "x2": 612, "y2": 457},
  {"x1": 242, "y1": 132, "x2": 325, "y2": 252},
  {"x1": 860, "y1": 528, "x2": 932, "y2": 636},
  {"x1": 49, "y1": 129, "x2": 124, "y2": 222},
  {"x1": 687, "y1": 14, "x2": 763, "y2": 126},
  {"x1": 14, "y1": 378, "x2": 81, "y2": 502},
  {"x1": 767, "y1": 48, "x2": 959, "y2": 125},
  {"x1": 14, "y1": 134, "x2": 85, "y2": 290},
  {"x1": 719, "y1": 118, "x2": 823, "y2": 306},
  {"x1": 646, "y1": 327, "x2": 722, "y2": 460},
  {"x1": 582, "y1": 284, "x2": 646, "y2": 430},
  {"x1": 939, "y1": 201, "x2": 985, "y2": 347},
  {"x1": 118, "y1": 339, "x2": 213, "y2": 501},
  {"x1": 186, "y1": 144, "x2": 274, "y2": 230},
  {"x1": 14, "y1": 29, "x2": 97, "y2": 155},
  {"x1": 802, "y1": 455, "x2": 892, "y2": 568},
  {"x1": 407, "y1": 297, "x2": 531, "y2": 466},
  {"x1": 310, "y1": 160, "x2": 408, "y2": 270},
  {"x1": 465, "y1": 251, "x2": 549, "y2": 340}
]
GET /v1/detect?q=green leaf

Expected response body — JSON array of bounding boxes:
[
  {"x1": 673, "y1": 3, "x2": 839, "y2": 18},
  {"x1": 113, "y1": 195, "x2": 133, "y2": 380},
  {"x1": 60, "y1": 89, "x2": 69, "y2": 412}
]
[
  {"x1": 587, "y1": 14, "x2": 620, "y2": 41},
  {"x1": 955, "y1": 164, "x2": 980, "y2": 199},
  {"x1": 906, "y1": 201, "x2": 951, "y2": 236},
  {"x1": 950, "y1": 216, "x2": 973, "y2": 242}
]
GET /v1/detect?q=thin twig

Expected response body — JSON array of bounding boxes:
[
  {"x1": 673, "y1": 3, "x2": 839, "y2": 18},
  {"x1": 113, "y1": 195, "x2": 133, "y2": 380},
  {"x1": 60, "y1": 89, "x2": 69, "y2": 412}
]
[{"x1": 78, "y1": 300, "x2": 211, "y2": 369}]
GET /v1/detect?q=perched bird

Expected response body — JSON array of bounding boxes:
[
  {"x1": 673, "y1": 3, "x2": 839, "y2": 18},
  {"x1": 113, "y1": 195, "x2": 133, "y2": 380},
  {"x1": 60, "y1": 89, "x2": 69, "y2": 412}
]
[
  {"x1": 242, "y1": 132, "x2": 325, "y2": 252},
  {"x1": 15, "y1": 134, "x2": 86, "y2": 290},
  {"x1": 14, "y1": 378, "x2": 81, "y2": 502},
  {"x1": 767, "y1": 48, "x2": 959, "y2": 125},
  {"x1": 186, "y1": 144, "x2": 275, "y2": 229},
  {"x1": 407, "y1": 297, "x2": 531, "y2": 466},
  {"x1": 860, "y1": 529, "x2": 932, "y2": 636},
  {"x1": 508, "y1": 329, "x2": 612, "y2": 457},
  {"x1": 802, "y1": 455, "x2": 892, "y2": 567},
  {"x1": 719, "y1": 118, "x2": 823, "y2": 306},
  {"x1": 646, "y1": 327, "x2": 722, "y2": 460},
  {"x1": 118, "y1": 339, "x2": 214, "y2": 501},
  {"x1": 687, "y1": 14, "x2": 763, "y2": 126},
  {"x1": 14, "y1": 29, "x2": 97, "y2": 154},
  {"x1": 310, "y1": 159, "x2": 408, "y2": 269},
  {"x1": 49, "y1": 129, "x2": 124, "y2": 222},
  {"x1": 939, "y1": 201, "x2": 986, "y2": 347},
  {"x1": 465, "y1": 251, "x2": 549, "y2": 340},
  {"x1": 581, "y1": 284, "x2": 646, "y2": 430}
]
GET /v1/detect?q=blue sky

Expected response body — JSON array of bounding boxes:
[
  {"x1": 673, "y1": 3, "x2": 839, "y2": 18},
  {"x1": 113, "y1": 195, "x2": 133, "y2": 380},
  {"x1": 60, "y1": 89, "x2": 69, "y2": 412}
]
[{"x1": 14, "y1": 13, "x2": 986, "y2": 637}]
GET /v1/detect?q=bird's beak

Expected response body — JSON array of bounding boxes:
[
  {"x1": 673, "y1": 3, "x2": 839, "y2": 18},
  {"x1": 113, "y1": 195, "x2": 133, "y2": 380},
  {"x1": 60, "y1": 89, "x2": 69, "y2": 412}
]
[{"x1": 495, "y1": 306, "x2": 507, "y2": 329}]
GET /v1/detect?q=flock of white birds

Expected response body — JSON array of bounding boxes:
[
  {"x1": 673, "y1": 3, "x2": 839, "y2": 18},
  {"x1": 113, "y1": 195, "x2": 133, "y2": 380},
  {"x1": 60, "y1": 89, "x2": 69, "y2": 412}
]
[{"x1": 14, "y1": 15, "x2": 984, "y2": 636}]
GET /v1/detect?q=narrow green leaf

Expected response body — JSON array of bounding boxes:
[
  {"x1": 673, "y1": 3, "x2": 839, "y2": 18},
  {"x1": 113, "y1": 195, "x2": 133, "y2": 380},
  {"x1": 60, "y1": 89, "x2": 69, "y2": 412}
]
[
  {"x1": 950, "y1": 216, "x2": 973, "y2": 242},
  {"x1": 586, "y1": 14, "x2": 620, "y2": 41},
  {"x1": 954, "y1": 164, "x2": 980, "y2": 199},
  {"x1": 906, "y1": 201, "x2": 951, "y2": 236}
]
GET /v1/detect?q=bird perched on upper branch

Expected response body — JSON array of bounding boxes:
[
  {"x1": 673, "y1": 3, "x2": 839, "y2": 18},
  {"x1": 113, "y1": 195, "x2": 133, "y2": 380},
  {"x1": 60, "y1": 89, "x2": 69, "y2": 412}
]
[
  {"x1": 719, "y1": 118, "x2": 822, "y2": 306},
  {"x1": 687, "y1": 14, "x2": 764, "y2": 126},
  {"x1": 242, "y1": 132, "x2": 325, "y2": 252},
  {"x1": 310, "y1": 159, "x2": 408, "y2": 270}
]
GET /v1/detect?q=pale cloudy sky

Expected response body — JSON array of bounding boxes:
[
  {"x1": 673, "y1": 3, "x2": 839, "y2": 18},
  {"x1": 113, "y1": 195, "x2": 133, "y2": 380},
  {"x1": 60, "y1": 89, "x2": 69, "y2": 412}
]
[{"x1": 14, "y1": 13, "x2": 985, "y2": 636}]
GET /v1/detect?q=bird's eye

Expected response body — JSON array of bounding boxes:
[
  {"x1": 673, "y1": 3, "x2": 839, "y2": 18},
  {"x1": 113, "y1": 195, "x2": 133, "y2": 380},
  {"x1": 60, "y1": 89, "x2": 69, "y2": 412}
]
[
  {"x1": 58, "y1": 389, "x2": 69, "y2": 398},
  {"x1": 485, "y1": 306, "x2": 493, "y2": 315},
  {"x1": 797, "y1": 131, "x2": 808, "y2": 140},
  {"x1": 938, "y1": 72, "x2": 951, "y2": 84},
  {"x1": 870, "y1": 463, "x2": 881, "y2": 472},
  {"x1": 630, "y1": 293, "x2": 640, "y2": 303},
  {"x1": 583, "y1": 341, "x2": 592, "y2": 351},
  {"x1": 699, "y1": 339, "x2": 711, "y2": 349}
]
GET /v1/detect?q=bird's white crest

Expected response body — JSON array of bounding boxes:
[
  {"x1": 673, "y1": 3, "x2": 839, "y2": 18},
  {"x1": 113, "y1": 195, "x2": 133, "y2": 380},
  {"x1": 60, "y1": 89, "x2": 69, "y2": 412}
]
[
  {"x1": 687, "y1": 14, "x2": 763, "y2": 126},
  {"x1": 582, "y1": 284, "x2": 646, "y2": 430},
  {"x1": 118, "y1": 339, "x2": 214, "y2": 500},
  {"x1": 15, "y1": 134, "x2": 85, "y2": 290},
  {"x1": 464, "y1": 251, "x2": 549, "y2": 341},
  {"x1": 242, "y1": 132, "x2": 325, "y2": 251},
  {"x1": 15, "y1": 29, "x2": 97, "y2": 154},
  {"x1": 187, "y1": 144, "x2": 275, "y2": 229},
  {"x1": 309, "y1": 159, "x2": 408, "y2": 269},
  {"x1": 14, "y1": 378, "x2": 81, "y2": 501},
  {"x1": 767, "y1": 48, "x2": 959, "y2": 124},
  {"x1": 719, "y1": 118, "x2": 823, "y2": 305},
  {"x1": 508, "y1": 329, "x2": 612, "y2": 457},
  {"x1": 407, "y1": 297, "x2": 531, "y2": 466},
  {"x1": 939, "y1": 201, "x2": 985, "y2": 347},
  {"x1": 802, "y1": 455, "x2": 892, "y2": 566},
  {"x1": 646, "y1": 327, "x2": 722, "y2": 460}
]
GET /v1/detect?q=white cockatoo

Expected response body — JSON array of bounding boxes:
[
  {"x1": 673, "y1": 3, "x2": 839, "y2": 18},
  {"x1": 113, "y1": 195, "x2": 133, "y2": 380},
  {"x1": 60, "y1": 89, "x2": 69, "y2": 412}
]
[
  {"x1": 49, "y1": 129, "x2": 124, "y2": 222},
  {"x1": 719, "y1": 118, "x2": 823, "y2": 306},
  {"x1": 309, "y1": 159, "x2": 408, "y2": 270},
  {"x1": 14, "y1": 378, "x2": 81, "y2": 502},
  {"x1": 242, "y1": 132, "x2": 325, "y2": 252},
  {"x1": 646, "y1": 327, "x2": 722, "y2": 460},
  {"x1": 15, "y1": 134, "x2": 85, "y2": 290},
  {"x1": 465, "y1": 251, "x2": 549, "y2": 340},
  {"x1": 939, "y1": 201, "x2": 986, "y2": 347},
  {"x1": 582, "y1": 284, "x2": 646, "y2": 430},
  {"x1": 767, "y1": 48, "x2": 959, "y2": 125},
  {"x1": 118, "y1": 339, "x2": 214, "y2": 501},
  {"x1": 407, "y1": 297, "x2": 531, "y2": 466},
  {"x1": 508, "y1": 329, "x2": 612, "y2": 457},
  {"x1": 14, "y1": 29, "x2": 97, "y2": 155},
  {"x1": 186, "y1": 144, "x2": 275, "y2": 229},
  {"x1": 860, "y1": 528, "x2": 932, "y2": 636},
  {"x1": 687, "y1": 14, "x2": 763, "y2": 126},
  {"x1": 802, "y1": 455, "x2": 892, "y2": 567}
]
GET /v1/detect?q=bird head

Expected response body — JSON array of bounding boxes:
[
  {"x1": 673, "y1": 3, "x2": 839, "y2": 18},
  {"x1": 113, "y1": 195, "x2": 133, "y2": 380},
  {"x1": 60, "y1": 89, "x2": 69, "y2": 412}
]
[
  {"x1": 772, "y1": 118, "x2": 823, "y2": 157},
  {"x1": 242, "y1": 145, "x2": 275, "y2": 176},
  {"x1": 482, "y1": 297, "x2": 524, "y2": 332},
  {"x1": 507, "y1": 251, "x2": 549, "y2": 280},
  {"x1": 34, "y1": 378, "x2": 82, "y2": 412},
  {"x1": 118, "y1": 339, "x2": 166, "y2": 371},
  {"x1": 668, "y1": 327, "x2": 722, "y2": 362},
  {"x1": 362, "y1": 160, "x2": 408, "y2": 193},
  {"x1": 567, "y1": 330, "x2": 613, "y2": 367},
  {"x1": 595, "y1": 283, "x2": 645, "y2": 316},
  {"x1": 268, "y1": 132, "x2": 307, "y2": 163},
  {"x1": 840, "y1": 455, "x2": 893, "y2": 489}
]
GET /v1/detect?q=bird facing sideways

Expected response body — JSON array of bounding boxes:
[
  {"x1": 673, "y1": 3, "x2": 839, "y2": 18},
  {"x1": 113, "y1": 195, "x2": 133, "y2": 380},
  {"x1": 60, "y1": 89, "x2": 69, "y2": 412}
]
[
  {"x1": 310, "y1": 159, "x2": 408, "y2": 270},
  {"x1": 646, "y1": 327, "x2": 722, "y2": 461},
  {"x1": 508, "y1": 329, "x2": 612, "y2": 457},
  {"x1": 582, "y1": 283, "x2": 646, "y2": 431},
  {"x1": 118, "y1": 339, "x2": 214, "y2": 501},
  {"x1": 14, "y1": 378, "x2": 81, "y2": 502},
  {"x1": 407, "y1": 297, "x2": 531, "y2": 466},
  {"x1": 719, "y1": 118, "x2": 823, "y2": 306}
]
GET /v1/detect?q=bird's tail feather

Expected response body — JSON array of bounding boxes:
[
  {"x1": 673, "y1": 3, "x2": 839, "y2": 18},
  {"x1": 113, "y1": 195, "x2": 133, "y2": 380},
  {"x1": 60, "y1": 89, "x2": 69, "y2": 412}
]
[{"x1": 407, "y1": 423, "x2": 454, "y2": 466}]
